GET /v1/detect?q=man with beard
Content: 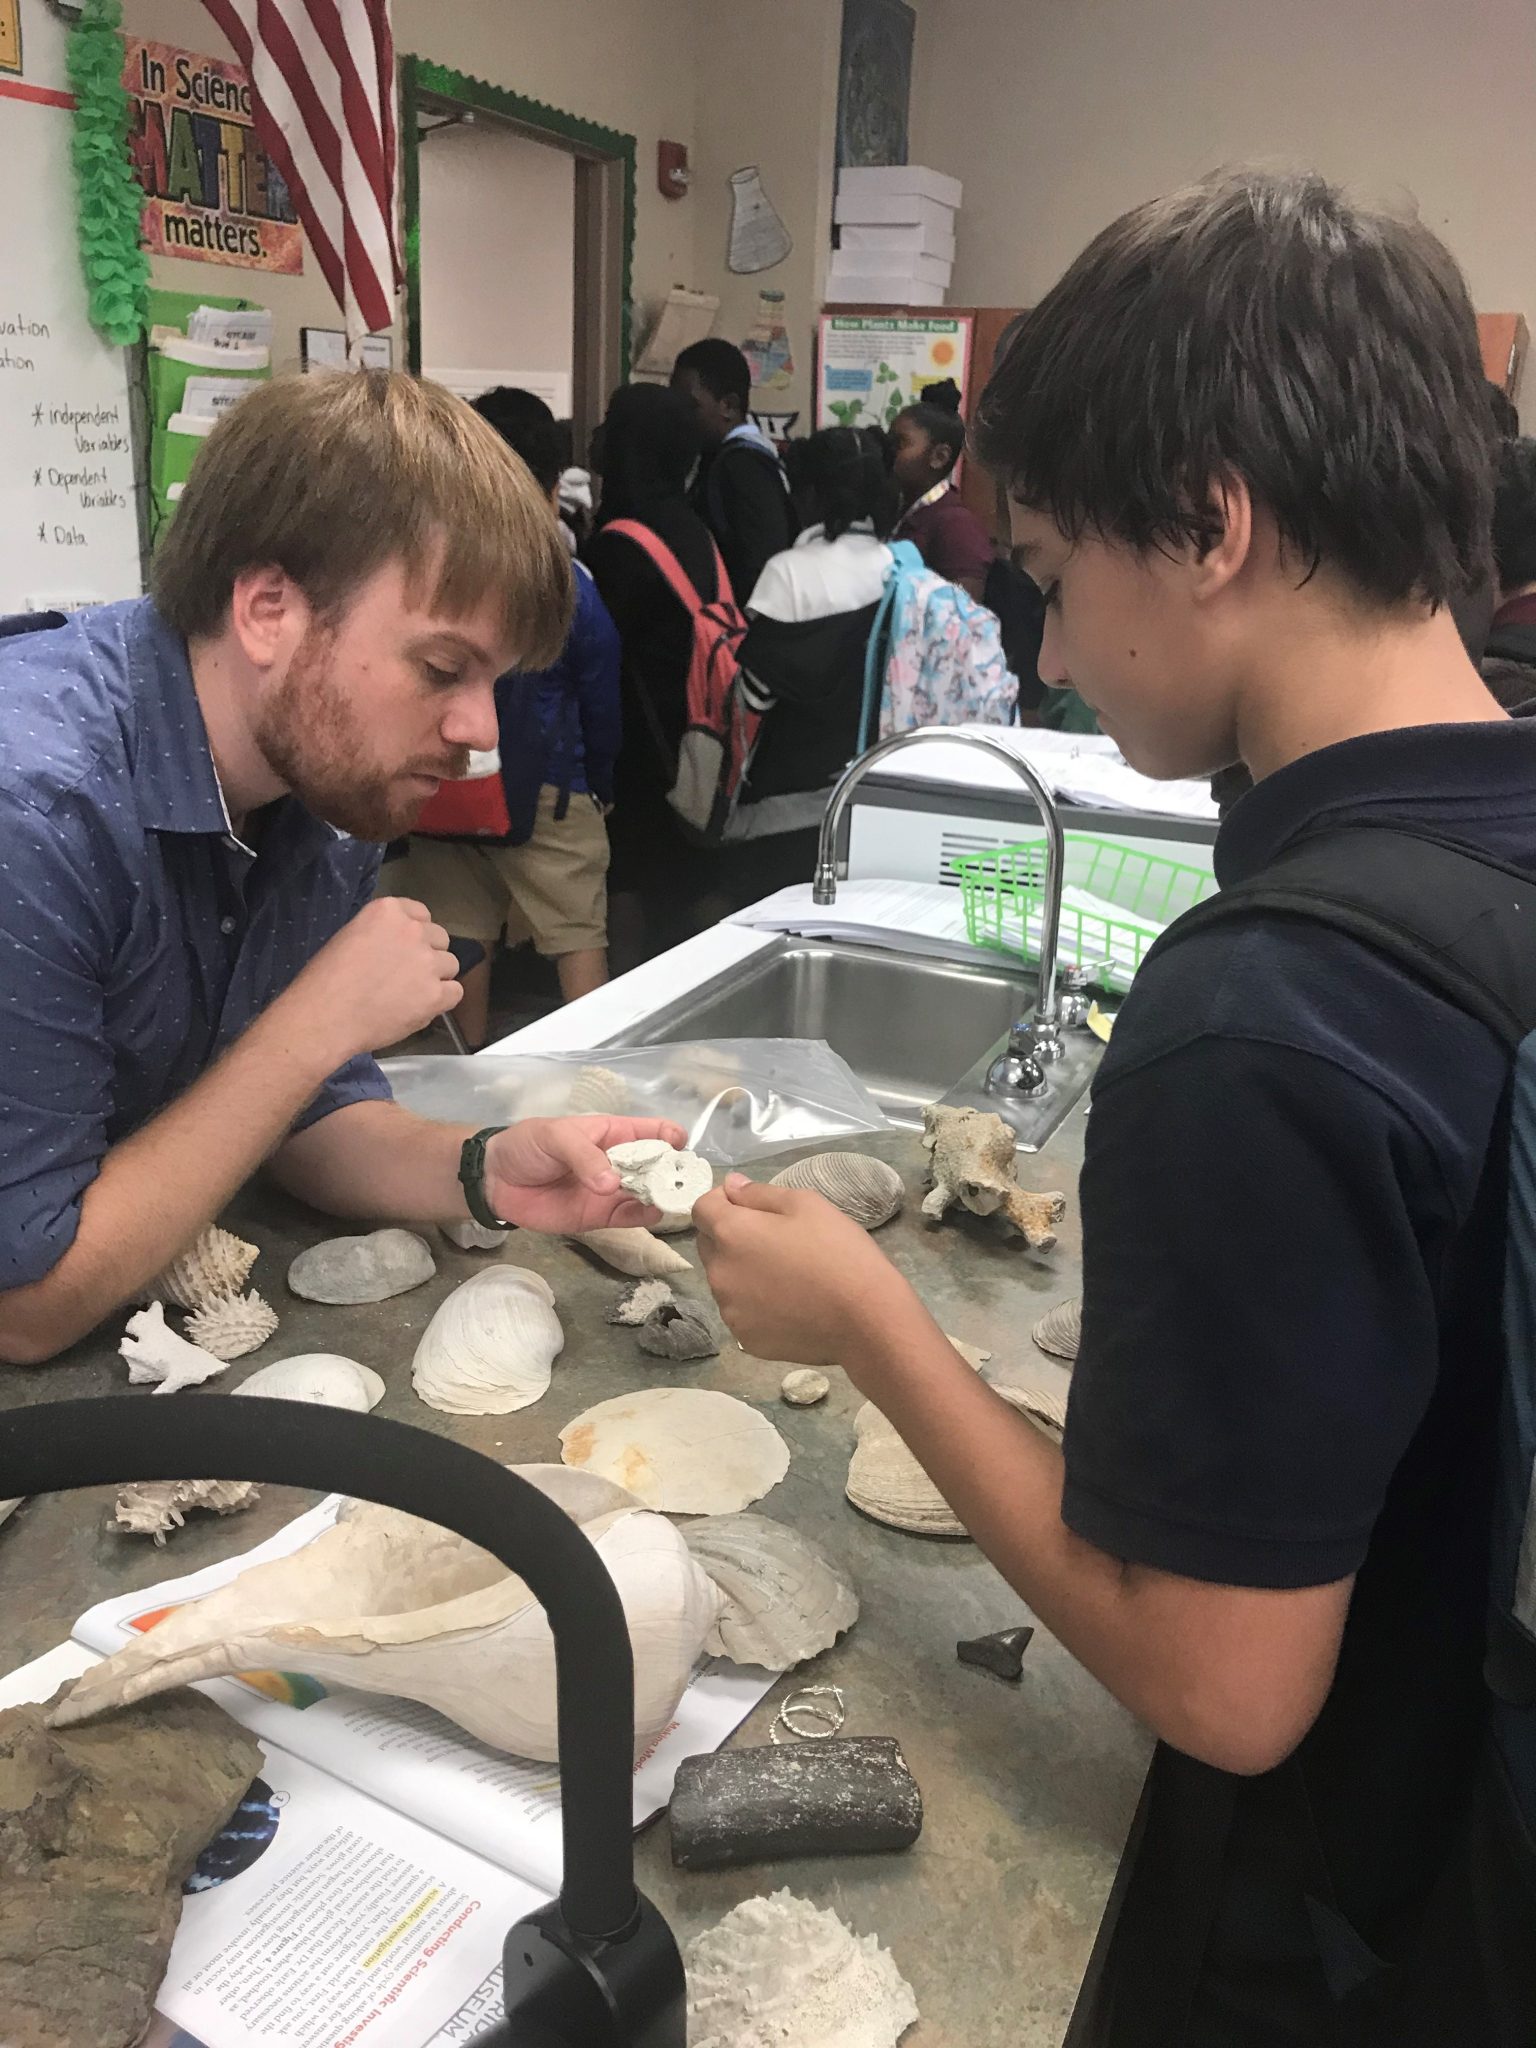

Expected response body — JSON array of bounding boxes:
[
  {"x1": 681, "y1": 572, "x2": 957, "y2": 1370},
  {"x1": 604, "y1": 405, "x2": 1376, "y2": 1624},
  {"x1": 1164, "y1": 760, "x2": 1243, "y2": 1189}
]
[{"x1": 0, "y1": 372, "x2": 684, "y2": 1366}]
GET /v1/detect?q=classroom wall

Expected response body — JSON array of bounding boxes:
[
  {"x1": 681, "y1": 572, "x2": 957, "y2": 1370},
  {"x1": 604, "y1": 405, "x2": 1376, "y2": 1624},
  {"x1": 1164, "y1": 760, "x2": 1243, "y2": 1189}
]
[
  {"x1": 417, "y1": 122, "x2": 575, "y2": 391},
  {"x1": 910, "y1": 0, "x2": 1535, "y2": 415}
]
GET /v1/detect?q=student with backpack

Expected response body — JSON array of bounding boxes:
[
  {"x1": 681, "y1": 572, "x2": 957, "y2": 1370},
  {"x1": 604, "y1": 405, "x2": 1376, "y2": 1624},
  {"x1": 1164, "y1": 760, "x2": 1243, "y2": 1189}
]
[
  {"x1": 697, "y1": 168, "x2": 1536, "y2": 2045},
  {"x1": 888, "y1": 377, "x2": 996, "y2": 599},
  {"x1": 672, "y1": 337, "x2": 798, "y2": 602}
]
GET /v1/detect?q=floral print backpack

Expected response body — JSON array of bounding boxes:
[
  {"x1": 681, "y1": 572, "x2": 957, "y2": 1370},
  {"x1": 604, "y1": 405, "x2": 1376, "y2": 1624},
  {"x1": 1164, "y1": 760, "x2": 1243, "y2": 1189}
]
[{"x1": 857, "y1": 540, "x2": 1019, "y2": 749}]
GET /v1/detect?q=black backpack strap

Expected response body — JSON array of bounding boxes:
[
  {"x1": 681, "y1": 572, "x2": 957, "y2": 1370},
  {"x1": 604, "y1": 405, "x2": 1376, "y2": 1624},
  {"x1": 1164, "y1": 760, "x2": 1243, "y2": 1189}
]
[{"x1": 1151, "y1": 826, "x2": 1536, "y2": 1049}]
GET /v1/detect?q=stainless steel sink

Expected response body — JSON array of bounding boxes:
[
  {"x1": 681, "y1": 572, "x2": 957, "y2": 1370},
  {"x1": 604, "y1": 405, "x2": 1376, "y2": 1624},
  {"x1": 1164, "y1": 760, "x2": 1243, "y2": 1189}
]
[{"x1": 604, "y1": 936, "x2": 1100, "y2": 1143}]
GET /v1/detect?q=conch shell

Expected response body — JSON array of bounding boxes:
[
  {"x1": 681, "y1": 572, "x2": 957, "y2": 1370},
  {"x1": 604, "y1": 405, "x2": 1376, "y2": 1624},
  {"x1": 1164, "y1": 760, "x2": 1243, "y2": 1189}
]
[
  {"x1": 411, "y1": 1266, "x2": 563, "y2": 1416},
  {"x1": 148, "y1": 1225, "x2": 258, "y2": 1312},
  {"x1": 570, "y1": 1228, "x2": 692, "y2": 1278},
  {"x1": 919, "y1": 1105, "x2": 1065, "y2": 1249},
  {"x1": 682, "y1": 1514, "x2": 858, "y2": 1669},
  {"x1": 184, "y1": 1289, "x2": 278, "y2": 1361},
  {"x1": 52, "y1": 1466, "x2": 722, "y2": 1763},
  {"x1": 770, "y1": 1152, "x2": 903, "y2": 1229}
]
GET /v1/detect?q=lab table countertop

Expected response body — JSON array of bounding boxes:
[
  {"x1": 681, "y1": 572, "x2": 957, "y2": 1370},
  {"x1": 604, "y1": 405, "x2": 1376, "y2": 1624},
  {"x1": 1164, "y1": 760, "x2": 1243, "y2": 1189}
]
[{"x1": 0, "y1": 1118, "x2": 1149, "y2": 2048}]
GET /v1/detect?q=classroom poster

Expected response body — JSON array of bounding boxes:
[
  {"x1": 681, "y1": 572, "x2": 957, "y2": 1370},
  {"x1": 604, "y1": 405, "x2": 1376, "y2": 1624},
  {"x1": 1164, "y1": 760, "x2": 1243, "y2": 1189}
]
[
  {"x1": 816, "y1": 312, "x2": 973, "y2": 432},
  {"x1": 122, "y1": 38, "x2": 303, "y2": 274},
  {"x1": 0, "y1": 0, "x2": 22, "y2": 76}
]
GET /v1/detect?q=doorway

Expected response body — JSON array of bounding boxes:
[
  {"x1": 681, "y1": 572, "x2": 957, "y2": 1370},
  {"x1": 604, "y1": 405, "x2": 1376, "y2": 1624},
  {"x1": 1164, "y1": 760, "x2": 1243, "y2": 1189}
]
[{"x1": 400, "y1": 57, "x2": 635, "y2": 451}]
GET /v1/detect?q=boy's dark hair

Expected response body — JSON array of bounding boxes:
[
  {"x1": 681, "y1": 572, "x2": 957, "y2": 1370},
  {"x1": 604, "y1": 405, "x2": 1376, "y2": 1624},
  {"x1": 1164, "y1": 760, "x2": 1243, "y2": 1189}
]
[
  {"x1": 594, "y1": 384, "x2": 702, "y2": 520},
  {"x1": 784, "y1": 426, "x2": 899, "y2": 541},
  {"x1": 673, "y1": 338, "x2": 751, "y2": 413},
  {"x1": 973, "y1": 169, "x2": 1493, "y2": 610},
  {"x1": 1488, "y1": 381, "x2": 1521, "y2": 440},
  {"x1": 472, "y1": 385, "x2": 563, "y2": 496},
  {"x1": 898, "y1": 378, "x2": 965, "y2": 476},
  {"x1": 1493, "y1": 438, "x2": 1536, "y2": 594}
]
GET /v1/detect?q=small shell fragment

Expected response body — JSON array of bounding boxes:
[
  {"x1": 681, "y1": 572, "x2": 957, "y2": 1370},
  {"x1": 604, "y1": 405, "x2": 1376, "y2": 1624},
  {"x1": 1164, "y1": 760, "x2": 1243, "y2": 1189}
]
[
  {"x1": 440, "y1": 1218, "x2": 509, "y2": 1252},
  {"x1": 686, "y1": 1889, "x2": 917, "y2": 2048},
  {"x1": 233, "y1": 1354, "x2": 385, "y2": 1410},
  {"x1": 1032, "y1": 1296, "x2": 1082, "y2": 1362},
  {"x1": 607, "y1": 1279, "x2": 675, "y2": 1326},
  {"x1": 560, "y1": 1387, "x2": 790, "y2": 1514},
  {"x1": 770, "y1": 1152, "x2": 903, "y2": 1229},
  {"x1": 780, "y1": 1369, "x2": 829, "y2": 1407},
  {"x1": 184, "y1": 1288, "x2": 278, "y2": 1361},
  {"x1": 149, "y1": 1224, "x2": 258, "y2": 1312},
  {"x1": 288, "y1": 1228, "x2": 436, "y2": 1305},
  {"x1": 607, "y1": 1141, "x2": 713, "y2": 1233},
  {"x1": 568, "y1": 1064, "x2": 632, "y2": 1115},
  {"x1": 571, "y1": 1228, "x2": 693, "y2": 1277}
]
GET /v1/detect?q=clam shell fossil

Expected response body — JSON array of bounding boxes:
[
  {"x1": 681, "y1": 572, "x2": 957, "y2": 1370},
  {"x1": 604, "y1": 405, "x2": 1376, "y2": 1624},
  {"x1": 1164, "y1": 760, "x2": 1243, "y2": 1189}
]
[
  {"x1": 233, "y1": 1354, "x2": 386, "y2": 1410},
  {"x1": 440, "y1": 1218, "x2": 509, "y2": 1252},
  {"x1": 847, "y1": 1401, "x2": 967, "y2": 1537},
  {"x1": 681, "y1": 1514, "x2": 858, "y2": 1669},
  {"x1": 570, "y1": 1227, "x2": 692, "y2": 1278},
  {"x1": 607, "y1": 1278, "x2": 675, "y2": 1326},
  {"x1": 560, "y1": 1388, "x2": 790, "y2": 1514},
  {"x1": 637, "y1": 1302, "x2": 721, "y2": 1362},
  {"x1": 287, "y1": 1228, "x2": 436, "y2": 1305},
  {"x1": 567, "y1": 1064, "x2": 632, "y2": 1115},
  {"x1": 411, "y1": 1266, "x2": 563, "y2": 1416},
  {"x1": 606, "y1": 1141, "x2": 713, "y2": 1233},
  {"x1": 769, "y1": 1152, "x2": 903, "y2": 1230},
  {"x1": 686, "y1": 1889, "x2": 918, "y2": 2048},
  {"x1": 149, "y1": 1224, "x2": 258, "y2": 1312},
  {"x1": 120, "y1": 1303, "x2": 232, "y2": 1394},
  {"x1": 184, "y1": 1288, "x2": 278, "y2": 1361},
  {"x1": 54, "y1": 1465, "x2": 723, "y2": 1764},
  {"x1": 113, "y1": 1477, "x2": 261, "y2": 1545},
  {"x1": 1032, "y1": 1296, "x2": 1082, "y2": 1362},
  {"x1": 781, "y1": 1369, "x2": 829, "y2": 1407}
]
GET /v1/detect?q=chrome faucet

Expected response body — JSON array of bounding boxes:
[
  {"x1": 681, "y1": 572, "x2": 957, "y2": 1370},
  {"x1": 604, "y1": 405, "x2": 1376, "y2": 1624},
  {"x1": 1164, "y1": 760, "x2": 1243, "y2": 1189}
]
[{"x1": 813, "y1": 728, "x2": 1073, "y2": 1105}]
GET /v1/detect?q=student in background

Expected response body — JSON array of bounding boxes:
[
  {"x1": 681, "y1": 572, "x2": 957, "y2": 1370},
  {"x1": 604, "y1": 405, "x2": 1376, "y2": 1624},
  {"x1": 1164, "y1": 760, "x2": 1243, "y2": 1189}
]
[
  {"x1": 671, "y1": 338, "x2": 796, "y2": 601},
  {"x1": 380, "y1": 388, "x2": 620, "y2": 1035},
  {"x1": 888, "y1": 378, "x2": 995, "y2": 599},
  {"x1": 1485, "y1": 437, "x2": 1536, "y2": 710}
]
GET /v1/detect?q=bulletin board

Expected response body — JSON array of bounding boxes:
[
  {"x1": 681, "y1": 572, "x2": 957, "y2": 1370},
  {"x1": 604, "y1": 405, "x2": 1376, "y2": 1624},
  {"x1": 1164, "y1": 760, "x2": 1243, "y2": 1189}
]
[
  {"x1": 0, "y1": 0, "x2": 142, "y2": 613},
  {"x1": 815, "y1": 311, "x2": 974, "y2": 433}
]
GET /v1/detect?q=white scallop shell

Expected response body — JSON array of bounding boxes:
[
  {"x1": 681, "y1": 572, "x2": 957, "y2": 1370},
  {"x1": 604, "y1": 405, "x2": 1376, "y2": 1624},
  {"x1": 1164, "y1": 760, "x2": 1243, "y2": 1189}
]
[
  {"x1": 411, "y1": 1266, "x2": 563, "y2": 1416},
  {"x1": 606, "y1": 1141, "x2": 713, "y2": 1233},
  {"x1": 54, "y1": 1464, "x2": 722, "y2": 1764},
  {"x1": 686, "y1": 1890, "x2": 918, "y2": 2048},
  {"x1": 846, "y1": 1400, "x2": 967, "y2": 1536},
  {"x1": 567, "y1": 1064, "x2": 632, "y2": 1115},
  {"x1": 560, "y1": 1387, "x2": 790, "y2": 1514},
  {"x1": 1032, "y1": 1295, "x2": 1082, "y2": 1362},
  {"x1": 184, "y1": 1288, "x2": 278, "y2": 1360},
  {"x1": 770, "y1": 1152, "x2": 904, "y2": 1229},
  {"x1": 149, "y1": 1224, "x2": 258, "y2": 1312},
  {"x1": 288, "y1": 1228, "x2": 436, "y2": 1304},
  {"x1": 233, "y1": 1354, "x2": 386, "y2": 1410},
  {"x1": 681, "y1": 1513, "x2": 858, "y2": 1669},
  {"x1": 570, "y1": 1227, "x2": 692, "y2": 1277}
]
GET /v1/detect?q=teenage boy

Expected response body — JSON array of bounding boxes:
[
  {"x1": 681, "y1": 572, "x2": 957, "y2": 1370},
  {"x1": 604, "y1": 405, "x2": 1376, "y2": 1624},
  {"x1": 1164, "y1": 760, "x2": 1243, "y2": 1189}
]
[
  {"x1": 671, "y1": 337, "x2": 796, "y2": 600},
  {"x1": 696, "y1": 170, "x2": 1535, "y2": 2044},
  {"x1": 0, "y1": 371, "x2": 684, "y2": 1365}
]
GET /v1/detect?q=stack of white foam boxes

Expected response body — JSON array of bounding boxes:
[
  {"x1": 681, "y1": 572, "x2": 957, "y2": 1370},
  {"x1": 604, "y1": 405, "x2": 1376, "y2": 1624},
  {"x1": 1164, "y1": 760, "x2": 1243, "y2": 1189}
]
[{"x1": 828, "y1": 166, "x2": 962, "y2": 307}]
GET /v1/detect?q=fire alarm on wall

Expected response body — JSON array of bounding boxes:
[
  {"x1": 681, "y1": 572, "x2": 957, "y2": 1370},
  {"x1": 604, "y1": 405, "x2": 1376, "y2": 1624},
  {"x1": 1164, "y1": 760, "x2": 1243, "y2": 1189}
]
[{"x1": 658, "y1": 141, "x2": 691, "y2": 200}]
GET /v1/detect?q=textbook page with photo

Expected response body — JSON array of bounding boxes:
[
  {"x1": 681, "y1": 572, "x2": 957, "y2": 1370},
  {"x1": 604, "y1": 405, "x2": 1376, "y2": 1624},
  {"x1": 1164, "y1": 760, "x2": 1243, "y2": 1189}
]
[{"x1": 1, "y1": 1498, "x2": 774, "y2": 2047}]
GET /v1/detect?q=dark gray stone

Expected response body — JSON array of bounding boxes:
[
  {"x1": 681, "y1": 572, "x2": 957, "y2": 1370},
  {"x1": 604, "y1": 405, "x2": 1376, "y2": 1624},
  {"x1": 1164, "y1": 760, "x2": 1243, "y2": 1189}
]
[
  {"x1": 956, "y1": 1624, "x2": 1035, "y2": 1681},
  {"x1": 670, "y1": 1736, "x2": 923, "y2": 1870}
]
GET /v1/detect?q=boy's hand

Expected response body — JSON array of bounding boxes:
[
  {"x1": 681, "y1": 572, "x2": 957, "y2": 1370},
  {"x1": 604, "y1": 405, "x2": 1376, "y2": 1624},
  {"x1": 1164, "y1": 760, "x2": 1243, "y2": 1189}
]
[{"x1": 694, "y1": 1175, "x2": 916, "y2": 1369}]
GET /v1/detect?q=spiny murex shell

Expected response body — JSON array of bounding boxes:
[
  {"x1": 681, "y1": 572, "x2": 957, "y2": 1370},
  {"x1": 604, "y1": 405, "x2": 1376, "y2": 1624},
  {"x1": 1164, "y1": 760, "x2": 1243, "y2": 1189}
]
[
  {"x1": 120, "y1": 1303, "x2": 232, "y2": 1394},
  {"x1": 114, "y1": 1477, "x2": 261, "y2": 1545},
  {"x1": 571, "y1": 1227, "x2": 692, "y2": 1277},
  {"x1": 1033, "y1": 1295, "x2": 1081, "y2": 1362},
  {"x1": 560, "y1": 1388, "x2": 790, "y2": 1514},
  {"x1": 607, "y1": 1141, "x2": 713, "y2": 1233},
  {"x1": 148, "y1": 1224, "x2": 258, "y2": 1312},
  {"x1": 686, "y1": 1889, "x2": 917, "y2": 2048},
  {"x1": 288, "y1": 1228, "x2": 436, "y2": 1305},
  {"x1": 770, "y1": 1152, "x2": 903, "y2": 1229},
  {"x1": 412, "y1": 1266, "x2": 563, "y2": 1416},
  {"x1": 682, "y1": 1514, "x2": 858, "y2": 1669},
  {"x1": 53, "y1": 1465, "x2": 722, "y2": 1764},
  {"x1": 233, "y1": 1354, "x2": 385, "y2": 1410},
  {"x1": 920, "y1": 1103, "x2": 1066, "y2": 1249},
  {"x1": 184, "y1": 1288, "x2": 278, "y2": 1361}
]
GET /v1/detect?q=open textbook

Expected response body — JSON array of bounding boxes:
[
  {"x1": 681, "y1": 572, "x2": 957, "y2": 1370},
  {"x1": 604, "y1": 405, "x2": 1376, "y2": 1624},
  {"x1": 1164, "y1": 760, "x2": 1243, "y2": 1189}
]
[{"x1": 0, "y1": 1499, "x2": 775, "y2": 2048}]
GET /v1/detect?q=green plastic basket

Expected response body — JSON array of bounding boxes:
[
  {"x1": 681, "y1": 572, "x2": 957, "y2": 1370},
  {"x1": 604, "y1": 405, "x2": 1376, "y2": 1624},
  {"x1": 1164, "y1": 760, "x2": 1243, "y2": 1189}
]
[{"x1": 954, "y1": 833, "x2": 1217, "y2": 986}]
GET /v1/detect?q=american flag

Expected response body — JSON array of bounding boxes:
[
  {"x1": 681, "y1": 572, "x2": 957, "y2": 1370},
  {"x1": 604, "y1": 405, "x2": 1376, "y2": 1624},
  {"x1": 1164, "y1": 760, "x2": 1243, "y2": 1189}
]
[{"x1": 201, "y1": 0, "x2": 400, "y2": 342}]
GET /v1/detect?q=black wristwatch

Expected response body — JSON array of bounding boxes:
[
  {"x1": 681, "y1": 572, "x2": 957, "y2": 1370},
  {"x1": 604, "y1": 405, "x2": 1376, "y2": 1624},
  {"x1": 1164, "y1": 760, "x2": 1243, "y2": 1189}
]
[{"x1": 458, "y1": 1126, "x2": 514, "y2": 1231}]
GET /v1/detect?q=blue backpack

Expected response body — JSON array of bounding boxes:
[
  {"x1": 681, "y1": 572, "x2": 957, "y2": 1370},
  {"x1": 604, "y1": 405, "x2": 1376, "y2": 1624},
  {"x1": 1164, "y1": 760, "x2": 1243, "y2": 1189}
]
[
  {"x1": 1155, "y1": 823, "x2": 1536, "y2": 1846},
  {"x1": 858, "y1": 539, "x2": 1018, "y2": 750}
]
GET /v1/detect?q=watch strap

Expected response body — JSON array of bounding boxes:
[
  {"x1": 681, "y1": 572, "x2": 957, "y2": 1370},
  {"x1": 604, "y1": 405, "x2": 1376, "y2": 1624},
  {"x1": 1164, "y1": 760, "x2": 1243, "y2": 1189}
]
[{"x1": 458, "y1": 1126, "x2": 513, "y2": 1231}]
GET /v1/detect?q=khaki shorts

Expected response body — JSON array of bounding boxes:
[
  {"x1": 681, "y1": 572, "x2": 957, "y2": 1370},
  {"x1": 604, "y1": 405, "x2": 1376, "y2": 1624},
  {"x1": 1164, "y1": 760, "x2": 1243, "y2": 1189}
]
[{"x1": 378, "y1": 786, "x2": 610, "y2": 957}]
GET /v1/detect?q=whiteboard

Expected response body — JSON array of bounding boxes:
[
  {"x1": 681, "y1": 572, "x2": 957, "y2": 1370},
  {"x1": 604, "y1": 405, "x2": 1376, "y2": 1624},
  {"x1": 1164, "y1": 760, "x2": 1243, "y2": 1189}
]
[{"x1": 0, "y1": 0, "x2": 142, "y2": 612}]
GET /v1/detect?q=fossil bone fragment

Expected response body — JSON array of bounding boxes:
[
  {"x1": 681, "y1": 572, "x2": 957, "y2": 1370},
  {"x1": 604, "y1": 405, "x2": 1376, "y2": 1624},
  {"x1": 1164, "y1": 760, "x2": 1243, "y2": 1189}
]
[
  {"x1": 606, "y1": 1140, "x2": 713, "y2": 1232},
  {"x1": 120, "y1": 1303, "x2": 233, "y2": 1394},
  {"x1": 411, "y1": 1266, "x2": 563, "y2": 1416},
  {"x1": 781, "y1": 1369, "x2": 830, "y2": 1406},
  {"x1": 113, "y1": 1477, "x2": 261, "y2": 1544},
  {"x1": 685, "y1": 1889, "x2": 918, "y2": 2048},
  {"x1": 560, "y1": 1387, "x2": 790, "y2": 1514},
  {"x1": 1032, "y1": 1295, "x2": 1082, "y2": 1362},
  {"x1": 232, "y1": 1354, "x2": 385, "y2": 1410},
  {"x1": 769, "y1": 1152, "x2": 903, "y2": 1229},
  {"x1": 637, "y1": 1301, "x2": 722, "y2": 1362},
  {"x1": 919, "y1": 1104, "x2": 1065, "y2": 1249},
  {"x1": 148, "y1": 1224, "x2": 258, "y2": 1312},
  {"x1": 184, "y1": 1288, "x2": 278, "y2": 1361},
  {"x1": 606, "y1": 1278, "x2": 676, "y2": 1326},
  {"x1": 54, "y1": 1467, "x2": 721, "y2": 1763},
  {"x1": 570, "y1": 1227, "x2": 693, "y2": 1277},
  {"x1": 682, "y1": 1514, "x2": 858, "y2": 1668},
  {"x1": 287, "y1": 1228, "x2": 436, "y2": 1304}
]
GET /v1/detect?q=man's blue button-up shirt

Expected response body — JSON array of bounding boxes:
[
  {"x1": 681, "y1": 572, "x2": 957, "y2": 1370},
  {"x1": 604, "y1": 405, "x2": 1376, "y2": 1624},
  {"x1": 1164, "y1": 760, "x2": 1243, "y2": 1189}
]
[{"x1": 0, "y1": 598, "x2": 392, "y2": 1290}]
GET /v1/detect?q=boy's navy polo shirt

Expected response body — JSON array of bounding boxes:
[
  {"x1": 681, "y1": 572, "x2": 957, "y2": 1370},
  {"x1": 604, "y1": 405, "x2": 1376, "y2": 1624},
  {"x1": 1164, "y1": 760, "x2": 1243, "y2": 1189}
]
[
  {"x1": 0, "y1": 600, "x2": 391, "y2": 1293},
  {"x1": 1063, "y1": 718, "x2": 1536, "y2": 2009}
]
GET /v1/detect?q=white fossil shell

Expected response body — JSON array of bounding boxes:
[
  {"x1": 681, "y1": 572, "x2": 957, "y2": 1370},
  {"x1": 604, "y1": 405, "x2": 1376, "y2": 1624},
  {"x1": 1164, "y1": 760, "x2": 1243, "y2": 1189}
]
[
  {"x1": 233, "y1": 1353, "x2": 386, "y2": 1410},
  {"x1": 148, "y1": 1224, "x2": 258, "y2": 1312},
  {"x1": 120, "y1": 1303, "x2": 233, "y2": 1394},
  {"x1": 287, "y1": 1228, "x2": 436, "y2": 1305},
  {"x1": 411, "y1": 1266, "x2": 563, "y2": 1416},
  {"x1": 681, "y1": 1514, "x2": 858, "y2": 1668},
  {"x1": 570, "y1": 1227, "x2": 692, "y2": 1277},
  {"x1": 997, "y1": 1379, "x2": 1069, "y2": 1440},
  {"x1": 769, "y1": 1152, "x2": 904, "y2": 1230},
  {"x1": 560, "y1": 1388, "x2": 790, "y2": 1514},
  {"x1": 780, "y1": 1369, "x2": 829, "y2": 1407},
  {"x1": 184, "y1": 1288, "x2": 278, "y2": 1360},
  {"x1": 567, "y1": 1064, "x2": 632, "y2": 1115},
  {"x1": 1032, "y1": 1295, "x2": 1082, "y2": 1362},
  {"x1": 607, "y1": 1278, "x2": 675, "y2": 1326},
  {"x1": 0, "y1": 1498, "x2": 23, "y2": 1529},
  {"x1": 54, "y1": 1464, "x2": 723, "y2": 1764},
  {"x1": 686, "y1": 1889, "x2": 918, "y2": 2048},
  {"x1": 440, "y1": 1218, "x2": 509, "y2": 1252},
  {"x1": 847, "y1": 1400, "x2": 967, "y2": 1536},
  {"x1": 606, "y1": 1141, "x2": 713, "y2": 1233},
  {"x1": 113, "y1": 1477, "x2": 261, "y2": 1545}
]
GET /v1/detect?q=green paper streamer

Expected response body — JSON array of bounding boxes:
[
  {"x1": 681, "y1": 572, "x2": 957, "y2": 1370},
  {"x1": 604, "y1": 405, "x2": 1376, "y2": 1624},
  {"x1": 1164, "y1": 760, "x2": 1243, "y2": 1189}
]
[{"x1": 67, "y1": 0, "x2": 149, "y2": 347}]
